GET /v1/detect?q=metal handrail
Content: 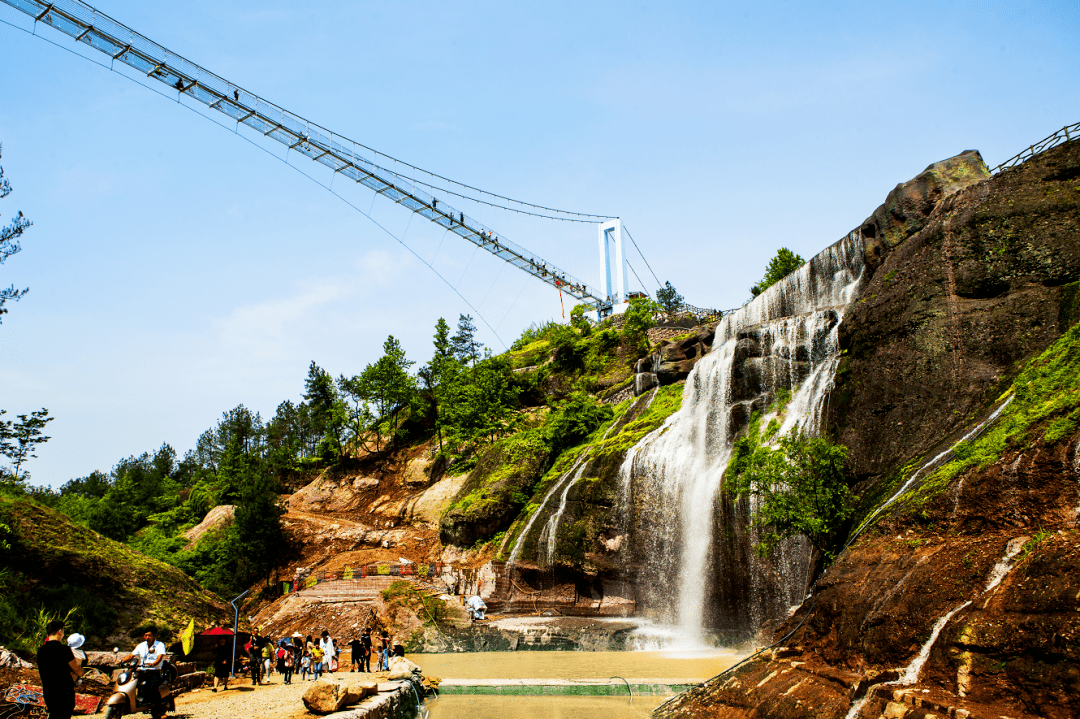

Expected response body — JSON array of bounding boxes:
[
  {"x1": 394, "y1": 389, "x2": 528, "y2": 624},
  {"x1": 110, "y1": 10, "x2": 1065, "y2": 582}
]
[{"x1": 993, "y1": 121, "x2": 1078, "y2": 173}]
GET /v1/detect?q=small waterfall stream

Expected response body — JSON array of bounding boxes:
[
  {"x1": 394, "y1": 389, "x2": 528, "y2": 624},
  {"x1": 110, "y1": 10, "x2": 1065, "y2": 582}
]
[
  {"x1": 619, "y1": 232, "x2": 866, "y2": 644},
  {"x1": 507, "y1": 389, "x2": 654, "y2": 570}
]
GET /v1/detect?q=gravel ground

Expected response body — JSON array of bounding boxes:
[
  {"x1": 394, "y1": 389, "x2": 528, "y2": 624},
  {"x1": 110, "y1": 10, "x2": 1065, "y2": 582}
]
[{"x1": 86, "y1": 670, "x2": 394, "y2": 719}]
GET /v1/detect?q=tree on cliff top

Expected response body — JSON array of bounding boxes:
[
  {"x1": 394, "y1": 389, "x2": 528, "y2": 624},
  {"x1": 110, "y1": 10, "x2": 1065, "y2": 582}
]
[
  {"x1": 750, "y1": 247, "x2": 805, "y2": 297},
  {"x1": 656, "y1": 281, "x2": 685, "y2": 316},
  {"x1": 0, "y1": 145, "x2": 32, "y2": 324}
]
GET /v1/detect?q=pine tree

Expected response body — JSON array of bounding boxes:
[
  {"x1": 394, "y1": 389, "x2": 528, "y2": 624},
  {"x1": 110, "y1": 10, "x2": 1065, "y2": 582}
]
[
  {"x1": 451, "y1": 314, "x2": 483, "y2": 366},
  {"x1": 0, "y1": 145, "x2": 32, "y2": 324}
]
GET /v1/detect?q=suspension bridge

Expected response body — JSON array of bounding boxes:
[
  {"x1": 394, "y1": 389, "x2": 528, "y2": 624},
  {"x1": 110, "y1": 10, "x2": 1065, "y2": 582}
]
[{"x1": 1, "y1": 0, "x2": 660, "y2": 320}]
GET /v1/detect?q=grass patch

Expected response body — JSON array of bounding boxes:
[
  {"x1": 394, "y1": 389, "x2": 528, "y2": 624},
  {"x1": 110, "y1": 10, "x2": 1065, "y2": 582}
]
[{"x1": 898, "y1": 320, "x2": 1080, "y2": 509}]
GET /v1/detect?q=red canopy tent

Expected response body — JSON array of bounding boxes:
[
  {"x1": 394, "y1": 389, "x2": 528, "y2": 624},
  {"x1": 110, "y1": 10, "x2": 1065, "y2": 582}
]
[{"x1": 199, "y1": 627, "x2": 234, "y2": 635}]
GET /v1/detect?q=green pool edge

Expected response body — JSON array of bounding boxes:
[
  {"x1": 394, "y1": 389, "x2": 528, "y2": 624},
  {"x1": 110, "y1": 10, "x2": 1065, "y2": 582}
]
[{"x1": 437, "y1": 681, "x2": 698, "y2": 696}]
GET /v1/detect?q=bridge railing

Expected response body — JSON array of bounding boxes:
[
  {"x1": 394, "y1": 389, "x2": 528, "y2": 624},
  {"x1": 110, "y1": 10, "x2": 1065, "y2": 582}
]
[{"x1": 993, "y1": 121, "x2": 1078, "y2": 173}]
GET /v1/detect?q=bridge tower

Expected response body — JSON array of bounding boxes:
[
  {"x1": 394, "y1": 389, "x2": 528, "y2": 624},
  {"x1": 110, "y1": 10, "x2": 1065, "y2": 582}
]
[{"x1": 597, "y1": 218, "x2": 626, "y2": 318}]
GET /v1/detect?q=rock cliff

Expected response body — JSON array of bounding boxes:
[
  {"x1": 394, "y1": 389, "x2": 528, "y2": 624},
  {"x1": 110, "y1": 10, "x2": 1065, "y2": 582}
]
[{"x1": 657, "y1": 140, "x2": 1080, "y2": 718}]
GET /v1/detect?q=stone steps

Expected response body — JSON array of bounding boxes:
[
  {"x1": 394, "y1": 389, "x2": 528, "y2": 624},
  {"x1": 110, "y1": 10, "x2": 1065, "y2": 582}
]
[{"x1": 296, "y1": 577, "x2": 411, "y2": 604}]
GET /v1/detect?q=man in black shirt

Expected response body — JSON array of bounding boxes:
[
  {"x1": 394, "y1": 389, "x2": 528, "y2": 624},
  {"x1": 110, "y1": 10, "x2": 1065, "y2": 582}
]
[
  {"x1": 37, "y1": 619, "x2": 82, "y2": 719},
  {"x1": 360, "y1": 629, "x2": 372, "y2": 673},
  {"x1": 348, "y1": 636, "x2": 363, "y2": 672}
]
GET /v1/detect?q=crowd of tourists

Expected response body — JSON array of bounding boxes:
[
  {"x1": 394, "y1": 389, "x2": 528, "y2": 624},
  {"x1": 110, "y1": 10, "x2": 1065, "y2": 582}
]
[{"x1": 211, "y1": 627, "x2": 398, "y2": 691}]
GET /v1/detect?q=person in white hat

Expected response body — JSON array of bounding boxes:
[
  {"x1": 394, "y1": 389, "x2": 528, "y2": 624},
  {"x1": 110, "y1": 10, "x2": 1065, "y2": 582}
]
[{"x1": 66, "y1": 633, "x2": 86, "y2": 679}]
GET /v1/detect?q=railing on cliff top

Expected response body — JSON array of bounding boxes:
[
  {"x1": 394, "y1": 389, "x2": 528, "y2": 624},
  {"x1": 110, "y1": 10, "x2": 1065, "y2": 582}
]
[
  {"x1": 281, "y1": 562, "x2": 444, "y2": 595},
  {"x1": 993, "y1": 121, "x2": 1079, "y2": 173}
]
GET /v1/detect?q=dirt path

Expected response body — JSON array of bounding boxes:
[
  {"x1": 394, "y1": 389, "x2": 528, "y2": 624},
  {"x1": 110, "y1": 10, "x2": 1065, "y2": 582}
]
[{"x1": 86, "y1": 670, "x2": 393, "y2": 719}]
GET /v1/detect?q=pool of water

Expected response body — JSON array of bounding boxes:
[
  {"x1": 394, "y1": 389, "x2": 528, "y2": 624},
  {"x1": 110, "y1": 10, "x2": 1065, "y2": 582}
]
[
  {"x1": 424, "y1": 694, "x2": 665, "y2": 719},
  {"x1": 408, "y1": 648, "x2": 743, "y2": 681},
  {"x1": 406, "y1": 647, "x2": 743, "y2": 682}
]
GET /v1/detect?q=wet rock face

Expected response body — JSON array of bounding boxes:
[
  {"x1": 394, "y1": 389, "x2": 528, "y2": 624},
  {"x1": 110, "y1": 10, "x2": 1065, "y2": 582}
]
[
  {"x1": 438, "y1": 439, "x2": 550, "y2": 547},
  {"x1": 658, "y1": 432, "x2": 1080, "y2": 719},
  {"x1": 831, "y1": 140, "x2": 1080, "y2": 484}
]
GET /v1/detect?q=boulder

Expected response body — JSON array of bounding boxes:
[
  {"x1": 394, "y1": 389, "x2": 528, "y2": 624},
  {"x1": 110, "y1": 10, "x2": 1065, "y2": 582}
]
[
  {"x1": 80, "y1": 668, "x2": 112, "y2": 686},
  {"x1": 694, "y1": 324, "x2": 717, "y2": 346},
  {"x1": 634, "y1": 372, "x2": 659, "y2": 396},
  {"x1": 402, "y1": 455, "x2": 435, "y2": 489},
  {"x1": 634, "y1": 356, "x2": 654, "y2": 374},
  {"x1": 182, "y1": 505, "x2": 234, "y2": 549},
  {"x1": 353, "y1": 477, "x2": 379, "y2": 490},
  {"x1": 303, "y1": 680, "x2": 352, "y2": 714},
  {"x1": 349, "y1": 681, "x2": 378, "y2": 700},
  {"x1": 860, "y1": 149, "x2": 990, "y2": 270},
  {"x1": 84, "y1": 651, "x2": 125, "y2": 669},
  {"x1": 659, "y1": 344, "x2": 687, "y2": 363},
  {"x1": 389, "y1": 656, "x2": 422, "y2": 674},
  {"x1": 655, "y1": 359, "x2": 696, "y2": 384}
]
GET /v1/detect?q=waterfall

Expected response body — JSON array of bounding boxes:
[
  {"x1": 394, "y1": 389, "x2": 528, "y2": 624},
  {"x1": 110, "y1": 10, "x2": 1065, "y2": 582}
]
[
  {"x1": 619, "y1": 232, "x2": 866, "y2": 644},
  {"x1": 507, "y1": 390, "x2": 650, "y2": 570},
  {"x1": 897, "y1": 601, "x2": 971, "y2": 685}
]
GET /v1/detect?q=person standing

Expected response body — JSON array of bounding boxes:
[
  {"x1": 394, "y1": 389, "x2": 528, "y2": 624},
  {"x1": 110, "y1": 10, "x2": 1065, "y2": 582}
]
[
  {"x1": 247, "y1": 637, "x2": 262, "y2": 686},
  {"x1": 212, "y1": 638, "x2": 231, "y2": 692},
  {"x1": 319, "y1": 631, "x2": 337, "y2": 673},
  {"x1": 37, "y1": 620, "x2": 82, "y2": 719},
  {"x1": 299, "y1": 649, "x2": 311, "y2": 681},
  {"x1": 310, "y1": 643, "x2": 323, "y2": 681},
  {"x1": 282, "y1": 644, "x2": 294, "y2": 685},
  {"x1": 360, "y1": 628, "x2": 372, "y2": 673},
  {"x1": 378, "y1": 631, "x2": 390, "y2": 671},
  {"x1": 348, "y1": 635, "x2": 363, "y2": 672}
]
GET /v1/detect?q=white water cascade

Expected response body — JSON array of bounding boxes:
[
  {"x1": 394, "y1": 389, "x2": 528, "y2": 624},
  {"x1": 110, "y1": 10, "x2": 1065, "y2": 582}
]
[
  {"x1": 619, "y1": 232, "x2": 866, "y2": 645},
  {"x1": 506, "y1": 389, "x2": 655, "y2": 570}
]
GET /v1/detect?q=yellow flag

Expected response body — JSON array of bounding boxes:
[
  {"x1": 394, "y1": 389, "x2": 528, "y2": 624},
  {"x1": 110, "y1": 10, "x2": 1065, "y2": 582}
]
[{"x1": 180, "y1": 618, "x2": 195, "y2": 656}]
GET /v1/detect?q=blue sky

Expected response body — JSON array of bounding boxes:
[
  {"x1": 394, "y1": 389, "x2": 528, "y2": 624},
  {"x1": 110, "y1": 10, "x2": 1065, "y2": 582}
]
[{"x1": 1, "y1": 0, "x2": 1077, "y2": 487}]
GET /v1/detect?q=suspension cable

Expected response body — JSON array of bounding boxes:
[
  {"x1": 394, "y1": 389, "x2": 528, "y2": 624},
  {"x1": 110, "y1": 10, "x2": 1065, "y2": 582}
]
[
  {"x1": 625, "y1": 260, "x2": 651, "y2": 298},
  {"x1": 623, "y1": 226, "x2": 662, "y2": 289},
  {"x1": 0, "y1": 15, "x2": 509, "y2": 349},
  {"x1": 1, "y1": 0, "x2": 614, "y2": 222}
]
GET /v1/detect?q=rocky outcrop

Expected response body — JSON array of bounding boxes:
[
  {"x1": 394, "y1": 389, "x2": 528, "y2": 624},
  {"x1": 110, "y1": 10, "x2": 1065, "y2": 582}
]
[
  {"x1": 412, "y1": 615, "x2": 640, "y2": 653},
  {"x1": 657, "y1": 424, "x2": 1080, "y2": 719},
  {"x1": 860, "y1": 149, "x2": 991, "y2": 270},
  {"x1": 0, "y1": 498, "x2": 231, "y2": 649},
  {"x1": 182, "y1": 504, "x2": 233, "y2": 549},
  {"x1": 633, "y1": 321, "x2": 717, "y2": 394},
  {"x1": 830, "y1": 139, "x2": 1080, "y2": 485},
  {"x1": 658, "y1": 141, "x2": 1080, "y2": 719},
  {"x1": 439, "y1": 437, "x2": 551, "y2": 547}
]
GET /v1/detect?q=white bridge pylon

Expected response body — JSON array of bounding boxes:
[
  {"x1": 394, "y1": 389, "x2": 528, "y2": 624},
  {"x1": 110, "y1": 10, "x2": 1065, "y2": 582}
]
[
  {"x1": 598, "y1": 219, "x2": 628, "y2": 317},
  {"x1": 1, "y1": 0, "x2": 623, "y2": 314}
]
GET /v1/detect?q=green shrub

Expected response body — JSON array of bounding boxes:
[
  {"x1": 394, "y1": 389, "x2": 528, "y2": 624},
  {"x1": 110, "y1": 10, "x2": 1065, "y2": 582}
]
[{"x1": 726, "y1": 419, "x2": 853, "y2": 560}]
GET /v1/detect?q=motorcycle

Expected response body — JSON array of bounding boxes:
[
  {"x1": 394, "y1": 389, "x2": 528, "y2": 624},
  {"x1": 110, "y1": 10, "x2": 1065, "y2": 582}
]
[{"x1": 103, "y1": 652, "x2": 177, "y2": 719}]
